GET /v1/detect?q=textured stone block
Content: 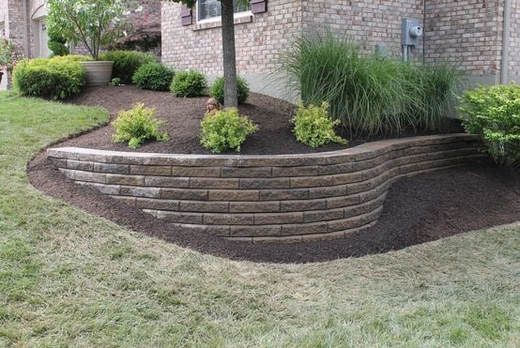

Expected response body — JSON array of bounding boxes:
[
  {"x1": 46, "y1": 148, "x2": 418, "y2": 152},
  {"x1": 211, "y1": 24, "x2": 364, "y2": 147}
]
[{"x1": 106, "y1": 174, "x2": 144, "y2": 186}]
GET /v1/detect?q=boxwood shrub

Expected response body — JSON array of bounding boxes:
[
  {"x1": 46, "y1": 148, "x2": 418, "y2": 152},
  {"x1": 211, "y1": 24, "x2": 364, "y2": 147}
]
[
  {"x1": 209, "y1": 76, "x2": 250, "y2": 104},
  {"x1": 12, "y1": 55, "x2": 89, "y2": 100},
  {"x1": 132, "y1": 62, "x2": 174, "y2": 91},
  {"x1": 459, "y1": 83, "x2": 520, "y2": 166},
  {"x1": 101, "y1": 50, "x2": 156, "y2": 84},
  {"x1": 170, "y1": 70, "x2": 207, "y2": 97}
]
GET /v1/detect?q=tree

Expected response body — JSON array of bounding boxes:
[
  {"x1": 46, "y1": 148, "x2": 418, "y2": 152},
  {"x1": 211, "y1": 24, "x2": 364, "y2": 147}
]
[
  {"x1": 167, "y1": 0, "x2": 246, "y2": 107},
  {"x1": 47, "y1": 0, "x2": 128, "y2": 60}
]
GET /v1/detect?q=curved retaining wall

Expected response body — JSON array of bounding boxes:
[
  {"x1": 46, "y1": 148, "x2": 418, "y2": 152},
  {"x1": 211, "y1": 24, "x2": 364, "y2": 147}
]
[{"x1": 47, "y1": 134, "x2": 485, "y2": 242}]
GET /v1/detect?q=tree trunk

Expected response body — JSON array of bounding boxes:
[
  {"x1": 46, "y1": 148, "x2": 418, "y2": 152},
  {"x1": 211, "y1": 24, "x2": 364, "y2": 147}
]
[{"x1": 221, "y1": 0, "x2": 238, "y2": 107}]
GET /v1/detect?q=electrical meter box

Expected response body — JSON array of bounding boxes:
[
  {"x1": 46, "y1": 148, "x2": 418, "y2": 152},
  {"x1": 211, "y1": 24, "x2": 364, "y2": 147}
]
[{"x1": 402, "y1": 18, "x2": 423, "y2": 47}]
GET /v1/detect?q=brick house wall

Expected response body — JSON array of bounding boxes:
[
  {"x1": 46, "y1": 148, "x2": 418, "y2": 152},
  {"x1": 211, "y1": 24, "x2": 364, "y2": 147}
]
[
  {"x1": 302, "y1": 0, "x2": 424, "y2": 58},
  {"x1": 162, "y1": 0, "x2": 302, "y2": 98},
  {"x1": 162, "y1": 0, "x2": 520, "y2": 100},
  {"x1": 507, "y1": 0, "x2": 520, "y2": 81},
  {"x1": 424, "y1": 0, "x2": 504, "y2": 85}
]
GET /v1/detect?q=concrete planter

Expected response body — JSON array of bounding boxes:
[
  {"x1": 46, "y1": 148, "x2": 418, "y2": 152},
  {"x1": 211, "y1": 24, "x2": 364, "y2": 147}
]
[{"x1": 82, "y1": 61, "x2": 114, "y2": 87}]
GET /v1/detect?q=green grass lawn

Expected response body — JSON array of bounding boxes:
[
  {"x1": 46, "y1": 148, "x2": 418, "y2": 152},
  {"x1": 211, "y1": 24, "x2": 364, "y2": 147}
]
[{"x1": 0, "y1": 92, "x2": 519, "y2": 347}]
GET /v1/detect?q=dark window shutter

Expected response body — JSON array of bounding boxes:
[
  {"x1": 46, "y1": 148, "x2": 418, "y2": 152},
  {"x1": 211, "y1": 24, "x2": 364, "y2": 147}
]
[
  {"x1": 180, "y1": 5, "x2": 193, "y2": 26},
  {"x1": 250, "y1": 0, "x2": 267, "y2": 14}
]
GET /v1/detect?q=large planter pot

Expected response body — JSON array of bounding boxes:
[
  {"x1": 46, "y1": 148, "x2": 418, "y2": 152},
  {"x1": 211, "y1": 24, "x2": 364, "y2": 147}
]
[{"x1": 82, "y1": 61, "x2": 114, "y2": 87}]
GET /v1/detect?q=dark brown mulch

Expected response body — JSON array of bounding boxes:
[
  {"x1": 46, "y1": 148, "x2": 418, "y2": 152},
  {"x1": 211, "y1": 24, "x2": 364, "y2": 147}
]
[
  {"x1": 28, "y1": 151, "x2": 520, "y2": 263},
  {"x1": 62, "y1": 85, "x2": 463, "y2": 155}
]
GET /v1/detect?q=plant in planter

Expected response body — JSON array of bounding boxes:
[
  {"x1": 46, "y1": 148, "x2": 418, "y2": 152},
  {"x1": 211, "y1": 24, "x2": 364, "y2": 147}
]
[{"x1": 47, "y1": 0, "x2": 128, "y2": 86}]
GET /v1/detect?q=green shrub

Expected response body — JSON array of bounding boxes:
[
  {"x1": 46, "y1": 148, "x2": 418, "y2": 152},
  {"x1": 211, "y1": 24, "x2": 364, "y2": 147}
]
[
  {"x1": 171, "y1": 70, "x2": 207, "y2": 97},
  {"x1": 200, "y1": 108, "x2": 258, "y2": 153},
  {"x1": 209, "y1": 76, "x2": 249, "y2": 104},
  {"x1": 47, "y1": 28, "x2": 69, "y2": 56},
  {"x1": 459, "y1": 84, "x2": 520, "y2": 166},
  {"x1": 111, "y1": 77, "x2": 122, "y2": 86},
  {"x1": 132, "y1": 62, "x2": 174, "y2": 91},
  {"x1": 12, "y1": 55, "x2": 88, "y2": 100},
  {"x1": 282, "y1": 33, "x2": 460, "y2": 137},
  {"x1": 292, "y1": 102, "x2": 347, "y2": 148},
  {"x1": 112, "y1": 103, "x2": 169, "y2": 149},
  {"x1": 101, "y1": 50, "x2": 156, "y2": 84}
]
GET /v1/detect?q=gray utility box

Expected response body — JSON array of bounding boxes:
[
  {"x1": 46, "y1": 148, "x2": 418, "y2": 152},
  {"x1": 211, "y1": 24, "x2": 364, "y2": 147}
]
[{"x1": 402, "y1": 18, "x2": 423, "y2": 47}]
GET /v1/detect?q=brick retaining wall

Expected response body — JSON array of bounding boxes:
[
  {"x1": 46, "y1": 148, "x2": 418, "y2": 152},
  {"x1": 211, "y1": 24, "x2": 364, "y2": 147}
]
[{"x1": 47, "y1": 134, "x2": 485, "y2": 242}]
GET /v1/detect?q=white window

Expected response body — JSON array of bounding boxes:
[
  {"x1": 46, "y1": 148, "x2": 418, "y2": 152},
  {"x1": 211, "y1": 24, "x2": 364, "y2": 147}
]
[{"x1": 197, "y1": 0, "x2": 250, "y2": 23}]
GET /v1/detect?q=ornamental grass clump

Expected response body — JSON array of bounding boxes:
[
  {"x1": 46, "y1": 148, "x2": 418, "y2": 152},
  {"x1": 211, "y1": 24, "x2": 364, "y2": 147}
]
[
  {"x1": 282, "y1": 32, "x2": 460, "y2": 138},
  {"x1": 292, "y1": 102, "x2": 347, "y2": 148},
  {"x1": 459, "y1": 84, "x2": 520, "y2": 166},
  {"x1": 112, "y1": 103, "x2": 169, "y2": 149},
  {"x1": 200, "y1": 108, "x2": 258, "y2": 153}
]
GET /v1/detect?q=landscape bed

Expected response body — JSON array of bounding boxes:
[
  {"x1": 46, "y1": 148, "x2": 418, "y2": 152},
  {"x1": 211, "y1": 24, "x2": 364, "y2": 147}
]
[{"x1": 26, "y1": 86, "x2": 520, "y2": 262}]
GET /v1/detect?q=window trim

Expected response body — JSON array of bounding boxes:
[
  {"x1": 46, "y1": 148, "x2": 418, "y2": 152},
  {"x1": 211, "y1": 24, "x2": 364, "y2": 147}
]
[{"x1": 195, "y1": 0, "x2": 252, "y2": 25}]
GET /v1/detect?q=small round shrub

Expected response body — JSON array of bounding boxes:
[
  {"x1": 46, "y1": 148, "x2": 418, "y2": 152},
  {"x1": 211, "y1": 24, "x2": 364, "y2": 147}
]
[
  {"x1": 112, "y1": 103, "x2": 169, "y2": 149},
  {"x1": 12, "y1": 56, "x2": 88, "y2": 100},
  {"x1": 292, "y1": 102, "x2": 347, "y2": 148},
  {"x1": 209, "y1": 76, "x2": 250, "y2": 104},
  {"x1": 132, "y1": 62, "x2": 174, "y2": 91},
  {"x1": 170, "y1": 70, "x2": 207, "y2": 97},
  {"x1": 200, "y1": 108, "x2": 258, "y2": 153},
  {"x1": 111, "y1": 77, "x2": 122, "y2": 86},
  {"x1": 101, "y1": 50, "x2": 156, "y2": 84}
]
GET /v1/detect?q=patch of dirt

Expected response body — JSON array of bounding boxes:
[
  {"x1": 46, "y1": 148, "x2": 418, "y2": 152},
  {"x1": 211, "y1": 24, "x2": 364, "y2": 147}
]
[
  {"x1": 28, "y1": 153, "x2": 520, "y2": 263},
  {"x1": 62, "y1": 85, "x2": 463, "y2": 155}
]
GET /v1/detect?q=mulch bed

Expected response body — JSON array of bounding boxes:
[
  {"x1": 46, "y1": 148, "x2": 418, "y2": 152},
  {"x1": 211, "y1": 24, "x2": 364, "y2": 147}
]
[
  {"x1": 27, "y1": 86, "x2": 520, "y2": 263},
  {"x1": 63, "y1": 86, "x2": 463, "y2": 155}
]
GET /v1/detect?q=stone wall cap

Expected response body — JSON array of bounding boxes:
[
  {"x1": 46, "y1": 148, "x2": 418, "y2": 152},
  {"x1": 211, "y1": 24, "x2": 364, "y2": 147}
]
[{"x1": 47, "y1": 134, "x2": 479, "y2": 166}]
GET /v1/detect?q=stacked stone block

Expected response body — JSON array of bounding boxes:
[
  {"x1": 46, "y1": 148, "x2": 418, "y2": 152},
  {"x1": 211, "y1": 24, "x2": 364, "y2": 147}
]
[{"x1": 47, "y1": 134, "x2": 484, "y2": 242}]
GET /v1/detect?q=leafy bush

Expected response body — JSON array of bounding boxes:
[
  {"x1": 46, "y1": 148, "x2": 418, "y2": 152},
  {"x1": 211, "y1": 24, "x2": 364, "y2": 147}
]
[
  {"x1": 12, "y1": 55, "x2": 88, "y2": 100},
  {"x1": 171, "y1": 70, "x2": 207, "y2": 97},
  {"x1": 47, "y1": 27, "x2": 69, "y2": 56},
  {"x1": 111, "y1": 77, "x2": 122, "y2": 86},
  {"x1": 112, "y1": 103, "x2": 169, "y2": 149},
  {"x1": 132, "y1": 62, "x2": 174, "y2": 91},
  {"x1": 200, "y1": 108, "x2": 258, "y2": 153},
  {"x1": 47, "y1": 0, "x2": 127, "y2": 60},
  {"x1": 101, "y1": 50, "x2": 156, "y2": 84},
  {"x1": 282, "y1": 33, "x2": 460, "y2": 137},
  {"x1": 459, "y1": 84, "x2": 520, "y2": 166},
  {"x1": 292, "y1": 102, "x2": 347, "y2": 148},
  {"x1": 209, "y1": 76, "x2": 249, "y2": 104}
]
